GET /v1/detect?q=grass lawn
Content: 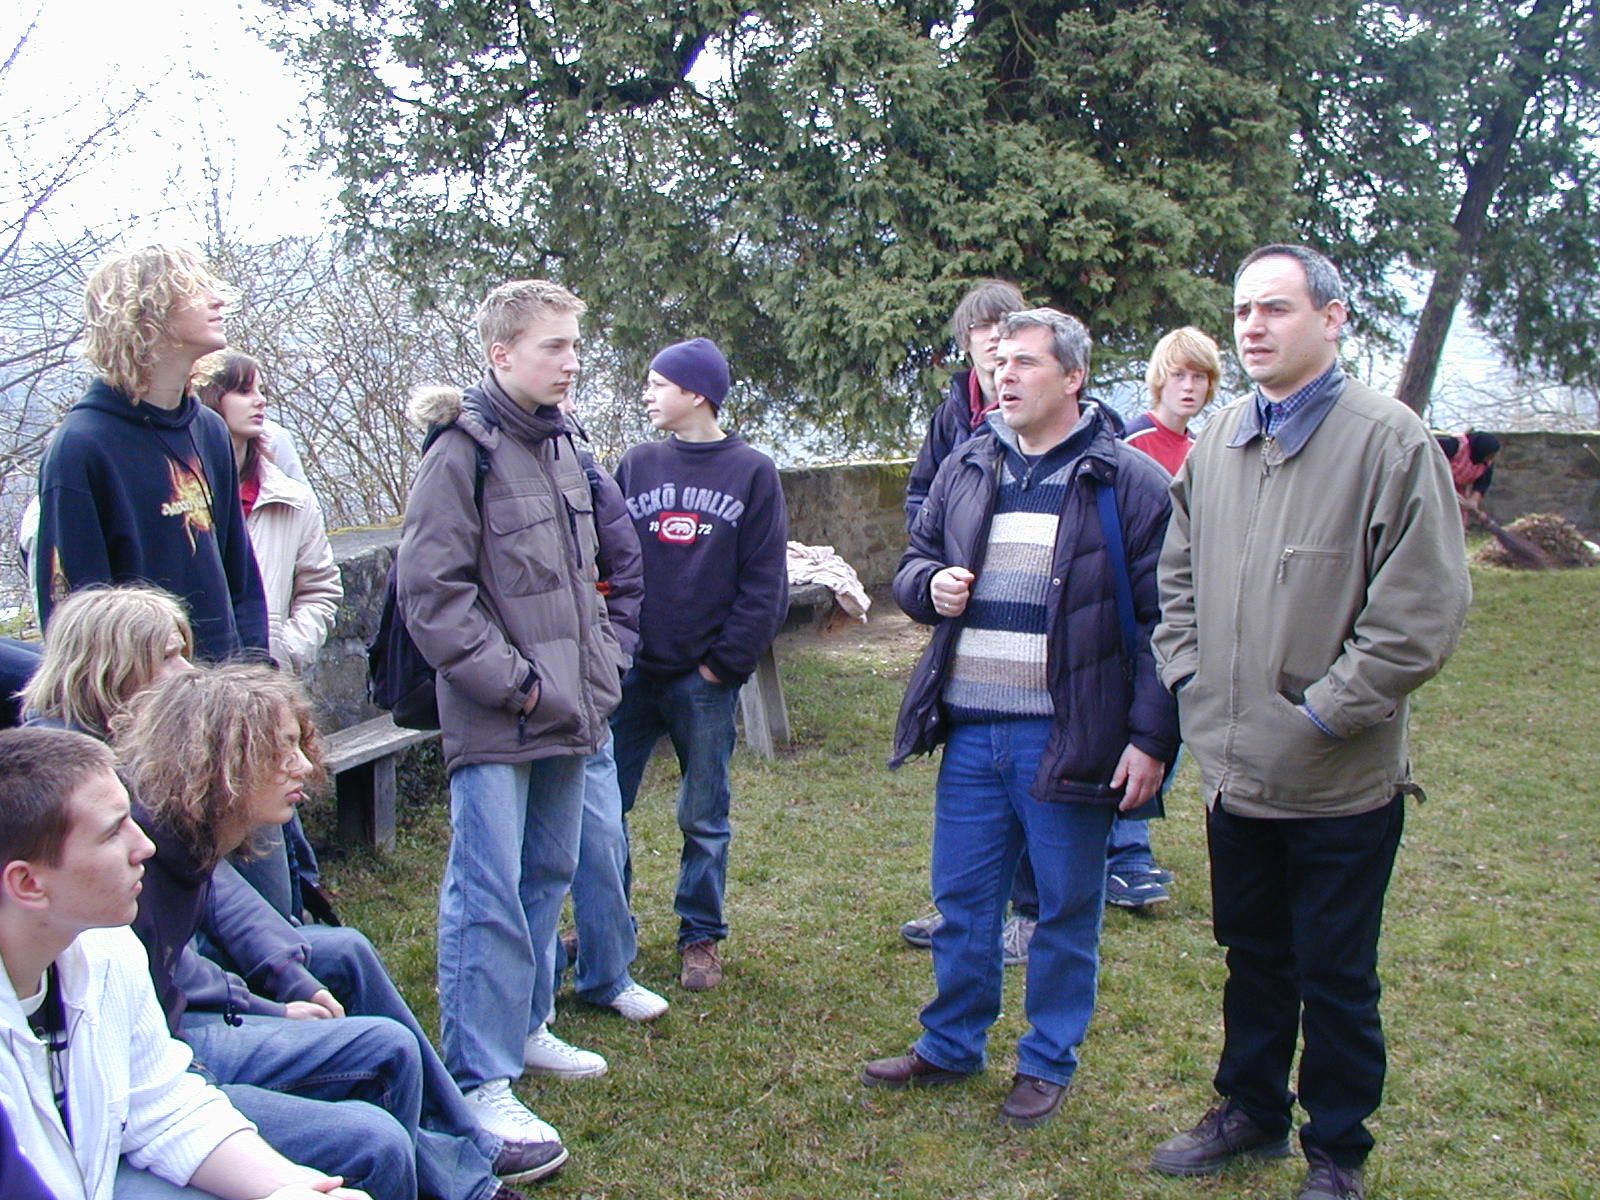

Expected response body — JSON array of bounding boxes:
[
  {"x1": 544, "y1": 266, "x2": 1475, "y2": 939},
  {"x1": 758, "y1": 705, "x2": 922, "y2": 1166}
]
[{"x1": 311, "y1": 564, "x2": 1599, "y2": 1199}]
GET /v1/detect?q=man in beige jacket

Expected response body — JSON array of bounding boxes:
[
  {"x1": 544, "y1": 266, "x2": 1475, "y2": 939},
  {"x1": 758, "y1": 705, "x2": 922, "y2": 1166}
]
[{"x1": 1149, "y1": 245, "x2": 1470, "y2": 1200}]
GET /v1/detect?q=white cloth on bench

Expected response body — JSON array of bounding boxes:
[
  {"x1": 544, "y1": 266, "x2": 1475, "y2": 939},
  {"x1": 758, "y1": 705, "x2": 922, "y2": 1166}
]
[{"x1": 786, "y1": 542, "x2": 871, "y2": 620}]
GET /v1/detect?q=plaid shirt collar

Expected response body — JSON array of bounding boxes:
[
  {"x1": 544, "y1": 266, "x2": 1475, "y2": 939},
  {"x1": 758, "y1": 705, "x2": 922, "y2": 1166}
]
[{"x1": 1229, "y1": 361, "x2": 1344, "y2": 458}]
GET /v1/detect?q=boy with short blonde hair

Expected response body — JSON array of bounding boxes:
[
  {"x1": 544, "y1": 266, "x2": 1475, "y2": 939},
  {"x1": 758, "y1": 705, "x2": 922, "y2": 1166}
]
[{"x1": 399, "y1": 278, "x2": 624, "y2": 1146}]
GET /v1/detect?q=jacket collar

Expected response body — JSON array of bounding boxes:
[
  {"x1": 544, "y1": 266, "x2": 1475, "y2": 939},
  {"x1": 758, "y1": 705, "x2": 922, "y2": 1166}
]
[
  {"x1": 251, "y1": 458, "x2": 306, "y2": 511},
  {"x1": 465, "y1": 373, "x2": 567, "y2": 449},
  {"x1": 1226, "y1": 364, "x2": 1346, "y2": 459},
  {"x1": 982, "y1": 399, "x2": 1119, "y2": 483}
]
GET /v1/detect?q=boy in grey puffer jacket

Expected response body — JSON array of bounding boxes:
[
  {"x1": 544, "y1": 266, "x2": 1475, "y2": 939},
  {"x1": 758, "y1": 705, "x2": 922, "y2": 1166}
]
[{"x1": 398, "y1": 280, "x2": 626, "y2": 1159}]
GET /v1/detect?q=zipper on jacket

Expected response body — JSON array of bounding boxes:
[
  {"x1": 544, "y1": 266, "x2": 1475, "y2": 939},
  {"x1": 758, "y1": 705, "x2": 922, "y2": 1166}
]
[
  {"x1": 517, "y1": 711, "x2": 529, "y2": 746},
  {"x1": 1223, "y1": 445, "x2": 1277, "y2": 779},
  {"x1": 546, "y1": 433, "x2": 602, "y2": 744},
  {"x1": 1276, "y1": 546, "x2": 1345, "y2": 583}
]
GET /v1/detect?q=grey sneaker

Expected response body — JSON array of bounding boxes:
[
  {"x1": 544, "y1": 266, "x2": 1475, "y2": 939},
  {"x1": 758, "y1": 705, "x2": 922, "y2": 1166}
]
[
  {"x1": 1001, "y1": 915, "x2": 1036, "y2": 966},
  {"x1": 493, "y1": 1138, "x2": 569, "y2": 1185},
  {"x1": 1149, "y1": 1099, "x2": 1292, "y2": 1176},
  {"x1": 679, "y1": 939, "x2": 723, "y2": 990},
  {"x1": 1299, "y1": 1150, "x2": 1366, "y2": 1199},
  {"x1": 899, "y1": 908, "x2": 943, "y2": 949}
]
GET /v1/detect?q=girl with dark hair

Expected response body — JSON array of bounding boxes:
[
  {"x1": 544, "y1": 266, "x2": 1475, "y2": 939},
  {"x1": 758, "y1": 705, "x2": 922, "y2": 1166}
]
[
  {"x1": 1437, "y1": 428, "x2": 1501, "y2": 528},
  {"x1": 193, "y1": 352, "x2": 341, "y2": 674},
  {"x1": 194, "y1": 351, "x2": 341, "y2": 921}
]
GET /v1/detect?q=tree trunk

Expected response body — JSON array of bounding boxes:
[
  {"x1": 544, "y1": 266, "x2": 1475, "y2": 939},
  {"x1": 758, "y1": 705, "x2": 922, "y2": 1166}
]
[{"x1": 1395, "y1": 0, "x2": 1569, "y2": 415}]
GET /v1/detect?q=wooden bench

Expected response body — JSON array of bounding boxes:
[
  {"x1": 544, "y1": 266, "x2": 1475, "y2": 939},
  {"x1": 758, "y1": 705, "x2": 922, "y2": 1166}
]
[
  {"x1": 324, "y1": 715, "x2": 438, "y2": 849},
  {"x1": 326, "y1": 582, "x2": 836, "y2": 840},
  {"x1": 738, "y1": 581, "x2": 836, "y2": 759}
]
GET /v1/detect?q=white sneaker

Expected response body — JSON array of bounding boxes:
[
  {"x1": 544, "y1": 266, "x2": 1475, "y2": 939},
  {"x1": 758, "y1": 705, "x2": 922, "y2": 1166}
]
[
  {"x1": 608, "y1": 982, "x2": 669, "y2": 1022},
  {"x1": 463, "y1": 1078, "x2": 562, "y2": 1144},
  {"x1": 523, "y1": 1023, "x2": 608, "y2": 1078}
]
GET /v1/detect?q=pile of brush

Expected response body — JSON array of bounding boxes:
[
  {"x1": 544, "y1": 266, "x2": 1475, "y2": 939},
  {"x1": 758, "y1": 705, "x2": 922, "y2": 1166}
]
[{"x1": 1473, "y1": 511, "x2": 1599, "y2": 570}]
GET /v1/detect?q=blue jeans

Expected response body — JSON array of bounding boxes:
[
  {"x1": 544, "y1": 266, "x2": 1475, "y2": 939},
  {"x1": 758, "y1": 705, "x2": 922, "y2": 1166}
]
[
  {"x1": 1105, "y1": 812, "x2": 1154, "y2": 875},
  {"x1": 556, "y1": 733, "x2": 641, "y2": 1005},
  {"x1": 178, "y1": 1011, "x2": 419, "y2": 1197},
  {"x1": 439, "y1": 756, "x2": 585, "y2": 1089},
  {"x1": 611, "y1": 667, "x2": 739, "y2": 948},
  {"x1": 915, "y1": 719, "x2": 1114, "y2": 1087},
  {"x1": 304, "y1": 925, "x2": 503, "y2": 1200}
]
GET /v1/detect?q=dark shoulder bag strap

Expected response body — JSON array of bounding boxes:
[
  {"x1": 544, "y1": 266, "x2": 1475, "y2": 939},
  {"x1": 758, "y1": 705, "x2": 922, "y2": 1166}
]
[{"x1": 1096, "y1": 478, "x2": 1175, "y2": 817}]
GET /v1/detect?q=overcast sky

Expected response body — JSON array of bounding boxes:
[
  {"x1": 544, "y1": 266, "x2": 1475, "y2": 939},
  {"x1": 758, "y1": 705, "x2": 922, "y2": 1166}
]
[
  {"x1": 7, "y1": 1, "x2": 1566, "y2": 431},
  {"x1": 6, "y1": 0, "x2": 337, "y2": 245}
]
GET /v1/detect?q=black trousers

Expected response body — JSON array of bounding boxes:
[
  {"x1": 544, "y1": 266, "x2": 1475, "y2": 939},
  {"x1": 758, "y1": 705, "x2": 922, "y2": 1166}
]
[{"x1": 1208, "y1": 794, "x2": 1404, "y2": 1167}]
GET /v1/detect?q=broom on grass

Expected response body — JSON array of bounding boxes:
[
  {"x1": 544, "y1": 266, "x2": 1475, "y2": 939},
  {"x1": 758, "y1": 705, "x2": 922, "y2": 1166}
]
[{"x1": 1463, "y1": 496, "x2": 1550, "y2": 569}]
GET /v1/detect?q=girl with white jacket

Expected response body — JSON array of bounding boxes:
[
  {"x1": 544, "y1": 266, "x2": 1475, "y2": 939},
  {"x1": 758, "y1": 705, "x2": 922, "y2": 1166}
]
[{"x1": 195, "y1": 352, "x2": 341, "y2": 674}]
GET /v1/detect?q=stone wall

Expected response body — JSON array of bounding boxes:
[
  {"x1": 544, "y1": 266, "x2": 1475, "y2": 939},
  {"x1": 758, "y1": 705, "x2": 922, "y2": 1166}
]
[
  {"x1": 306, "y1": 436, "x2": 1600, "y2": 726},
  {"x1": 308, "y1": 460, "x2": 915, "y2": 726},
  {"x1": 1479, "y1": 431, "x2": 1600, "y2": 535},
  {"x1": 304, "y1": 524, "x2": 403, "y2": 729},
  {"x1": 779, "y1": 459, "x2": 912, "y2": 593}
]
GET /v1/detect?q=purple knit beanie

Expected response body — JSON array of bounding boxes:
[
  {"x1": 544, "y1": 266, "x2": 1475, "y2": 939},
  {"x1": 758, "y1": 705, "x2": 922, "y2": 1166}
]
[{"x1": 649, "y1": 337, "x2": 730, "y2": 410}]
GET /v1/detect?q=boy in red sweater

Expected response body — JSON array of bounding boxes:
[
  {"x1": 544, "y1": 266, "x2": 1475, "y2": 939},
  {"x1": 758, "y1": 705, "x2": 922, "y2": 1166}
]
[
  {"x1": 1122, "y1": 327, "x2": 1223, "y2": 477},
  {"x1": 1109, "y1": 327, "x2": 1221, "y2": 907}
]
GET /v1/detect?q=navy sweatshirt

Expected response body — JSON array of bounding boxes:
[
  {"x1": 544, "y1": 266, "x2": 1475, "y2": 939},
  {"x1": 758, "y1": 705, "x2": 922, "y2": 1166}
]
[
  {"x1": 32, "y1": 380, "x2": 269, "y2": 662},
  {"x1": 614, "y1": 433, "x2": 789, "y2": 685}
]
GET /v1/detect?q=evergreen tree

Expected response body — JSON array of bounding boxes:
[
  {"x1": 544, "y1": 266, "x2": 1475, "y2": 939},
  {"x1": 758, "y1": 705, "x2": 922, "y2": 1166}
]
[
  {"x1": 1301, "y1": 0, "x2": 1600, "y2": 412},
  {"x1": 264, "y1": 0, "x2": 1303, "y2": 441}
]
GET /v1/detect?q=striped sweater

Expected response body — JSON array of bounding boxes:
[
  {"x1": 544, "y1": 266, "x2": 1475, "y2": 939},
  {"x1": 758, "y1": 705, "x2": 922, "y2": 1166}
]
[{"x1": 942, "y1": 451, "x2": 1076, "y2": 722}]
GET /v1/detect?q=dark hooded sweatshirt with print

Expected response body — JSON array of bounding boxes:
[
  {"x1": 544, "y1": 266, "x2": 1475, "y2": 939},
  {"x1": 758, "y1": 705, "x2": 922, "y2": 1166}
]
[{"x1": 32, "y1": 380, "x2": 268, "y2": 662}]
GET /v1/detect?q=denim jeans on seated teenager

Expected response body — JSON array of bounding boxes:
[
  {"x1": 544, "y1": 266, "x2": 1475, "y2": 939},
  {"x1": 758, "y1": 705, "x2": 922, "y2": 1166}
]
[
  {"x1": 439, "y1": 756, "x2": 585, "y2": 1091},
  {"x1": 178, "y1": 1010, "x2": 420, "y2": 1198},
  {"x1": 112, "y1": 1091, "x2": 414, "y2": 1199},
  {"x1": 304, "y1": 925, "x2": 506, "y2": 1200},
  {"x1": 611, "y1": 666, "x2": 739, "y2": 949},
  {"x1": 914, "y1": 718, "x2": 1115, "y2": 1088},
  {"x1": 554, "y1": 732, "x2": 641, "y2": 1006}
]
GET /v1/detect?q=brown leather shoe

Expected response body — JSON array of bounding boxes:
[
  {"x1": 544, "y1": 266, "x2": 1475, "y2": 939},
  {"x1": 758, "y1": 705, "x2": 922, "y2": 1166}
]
[
  {"x1": 679, "y1": 940, "x2": 723, "y2": 990},
  {"x1": 860, "y1": 1049, "x2": 973, "y2": 1089},
  {"x1": 999, "y1": 1074, "x2": 1069, "y2": 1128}
]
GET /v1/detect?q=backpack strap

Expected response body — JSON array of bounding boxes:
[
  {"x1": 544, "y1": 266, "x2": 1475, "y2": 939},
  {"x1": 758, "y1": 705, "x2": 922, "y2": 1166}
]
[
  {"x1": 420, "y1": 421, "x2": 491, "y2": 514},
  {"x1": 1096, "y1": 476, "x2": 1174, "y2": 818},
  {"x1": 1096, "y1": 479, "x2": 1137, "y2": 664}
]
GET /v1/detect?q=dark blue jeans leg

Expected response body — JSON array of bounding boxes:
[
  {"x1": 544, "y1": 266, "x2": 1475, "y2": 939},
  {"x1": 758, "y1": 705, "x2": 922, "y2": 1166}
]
[
  {"x1": 180, "y1": 1011, "x2": 422, "y2": 1197},
  {"x1": 220, "y1": 1086, "x2": 417, "y2": 1198},
  {"x1": 659, "y1": 669, "x2": 739, "y2": 948},
  {"x1": 303, "y1": 925, "x2": 501, "y2": 1200},
  {"x1": 1013, "y1": 786, "x2": 1114, "y2": 1085},
  {"x1": 914, "y1": 721, "x2": 1033, "y2": 1074},
  {"x1": 609, "y1": 667, "x2": 668, "y2": 901}
]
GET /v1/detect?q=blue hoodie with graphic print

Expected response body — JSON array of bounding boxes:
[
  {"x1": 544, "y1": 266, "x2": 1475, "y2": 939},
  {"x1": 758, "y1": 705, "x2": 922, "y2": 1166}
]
[{"x1": 32, "y1": 379, "x2": 268, "y2": 662}]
